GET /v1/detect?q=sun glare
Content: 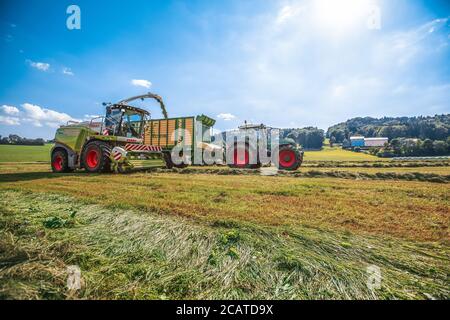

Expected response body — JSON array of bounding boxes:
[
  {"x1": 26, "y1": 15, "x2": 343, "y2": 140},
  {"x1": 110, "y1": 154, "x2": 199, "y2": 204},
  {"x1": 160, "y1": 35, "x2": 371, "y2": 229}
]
[{"x1": 313, "y1": 0, "x2": 373, "y2": 32}]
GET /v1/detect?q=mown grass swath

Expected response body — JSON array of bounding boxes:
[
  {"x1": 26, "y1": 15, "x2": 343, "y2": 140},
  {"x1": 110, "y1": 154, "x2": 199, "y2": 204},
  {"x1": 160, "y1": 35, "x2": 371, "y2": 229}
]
[{"x1": 1, "y1": 190, "x2": 448, "y2": 299}]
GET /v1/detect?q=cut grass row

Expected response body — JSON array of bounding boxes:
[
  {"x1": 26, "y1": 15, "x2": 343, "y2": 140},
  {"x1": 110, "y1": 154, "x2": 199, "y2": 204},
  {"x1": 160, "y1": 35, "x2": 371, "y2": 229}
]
[
  {"x1": 1, "y1": 163, "x2": 448, "y2": 242},
  {"x1": 302, "y1": 166, "x2": 450, "y2": 175},
  {"x1": 162, "y1": 167, "x2": 450, "y2": 183},
  {"x1": 1, "y1": 190, "x2": 448, "y2": 299},
  {"x1": 303, "y1": 160, "x2": 450, "y2": 168}
]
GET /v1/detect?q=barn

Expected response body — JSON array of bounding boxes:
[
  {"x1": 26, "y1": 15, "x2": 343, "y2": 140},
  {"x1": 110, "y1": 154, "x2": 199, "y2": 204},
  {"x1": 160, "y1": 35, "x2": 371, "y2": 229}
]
[
  {"x1": 350, "y1": 136, "x2": 388, "y2": 148},
  {"x1": 364, "y1": 137, "x2": 389, "y2": 147},
  {"x1": 350, "y1": 136, "x2": 365, "y2": 147}
]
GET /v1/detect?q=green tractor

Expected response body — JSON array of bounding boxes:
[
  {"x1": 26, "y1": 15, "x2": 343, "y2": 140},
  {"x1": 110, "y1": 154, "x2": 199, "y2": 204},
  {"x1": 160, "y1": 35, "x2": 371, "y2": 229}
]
[
  {"x1": 51, "y1": 93, "x2": 169, "y2": 173},
  {"x1": 226, "y1": 123, "x2": 303, "y2": 171}
]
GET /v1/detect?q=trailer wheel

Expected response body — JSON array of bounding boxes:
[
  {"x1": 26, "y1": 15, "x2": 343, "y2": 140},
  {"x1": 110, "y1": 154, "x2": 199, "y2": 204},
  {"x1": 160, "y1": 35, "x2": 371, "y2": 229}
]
[
  {"x1": 82, "y1": 141, "x2": 111, "y2": 173},
  {"x1": 51, "y1": 149, "x2": 72, "y2": 173},
  {"x1": 277, "y1": 145, "x2": 302, "y2": 171}
]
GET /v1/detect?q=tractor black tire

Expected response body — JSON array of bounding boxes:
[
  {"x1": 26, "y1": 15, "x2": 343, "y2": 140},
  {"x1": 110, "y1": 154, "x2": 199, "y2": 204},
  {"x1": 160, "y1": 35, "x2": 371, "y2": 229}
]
[
  {"x1": 163, "y1": 151, "x2": 188, "y2": 169},
  {"x1": 227, "y1": 144, "x2": 260, "y2": 169},
  {"x1": 276, "y1": 145, "x2": 302, "y2": 171},
  {"x1": 51, "y1": 149, "x2": 73, "y2": 173},
  {"x1": 81, "y1": 140, "x2": 112, "y2": 173}
]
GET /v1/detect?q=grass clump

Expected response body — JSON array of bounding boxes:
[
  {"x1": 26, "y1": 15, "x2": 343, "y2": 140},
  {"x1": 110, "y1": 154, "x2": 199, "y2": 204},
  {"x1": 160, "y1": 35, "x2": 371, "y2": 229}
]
[
  {"x1": 220, "y1": 230, "x2": 240, "y2": 245},
  {"x1": 43, "y1": 216, "x2": 70, "y2": 229},
  {"x1": 275, "y1": 252, "x2": 307, "y2": 273}
]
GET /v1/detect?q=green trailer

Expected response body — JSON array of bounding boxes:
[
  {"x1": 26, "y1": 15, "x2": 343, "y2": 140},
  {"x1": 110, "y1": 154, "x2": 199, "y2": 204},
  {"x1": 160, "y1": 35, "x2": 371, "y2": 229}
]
[{"x1": 143, "y1": 114, "x2": 219, "y2": 167}]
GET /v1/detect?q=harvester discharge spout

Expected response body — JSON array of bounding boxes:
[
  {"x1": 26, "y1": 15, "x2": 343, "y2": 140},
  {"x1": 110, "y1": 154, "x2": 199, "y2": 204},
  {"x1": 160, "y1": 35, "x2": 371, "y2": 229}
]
[{"x1": 117, "y1": 92, "x2": 168, "y2": 119}]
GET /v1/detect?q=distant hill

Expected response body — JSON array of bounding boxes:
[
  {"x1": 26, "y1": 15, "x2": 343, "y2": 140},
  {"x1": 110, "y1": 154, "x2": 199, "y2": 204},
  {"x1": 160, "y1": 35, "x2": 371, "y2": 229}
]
[{"x1": 327, "y1": 114, "x2": 450, "y2": 143}]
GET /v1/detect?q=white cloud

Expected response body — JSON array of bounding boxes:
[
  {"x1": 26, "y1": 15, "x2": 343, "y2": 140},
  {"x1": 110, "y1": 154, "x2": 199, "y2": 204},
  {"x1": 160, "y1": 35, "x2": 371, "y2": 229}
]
[
  {"x1": 276, "y1": 5, "x2": 303, "y2": 25},
  {"x1": 21, "y1": 103, "x2": 76, "y2": 127},
  {"x1": 27, "y1": 60, "x2": 50, "y2": 71},
  {"x1": 83, "y1": 114, "x2": 102, "y2": 121},
  {"x1": 131, "y1": 79, "x2": 152, "y2": 88},
  {"x1": 62, "y1": 67, "x2": 74, "y2": 76},
  {"x1": 0, "y1": 115, "x2": 20, "y2": 125},
  {"x1": 217, "y1": 113, "x2": 236, "y2": 121},
  {"x1": 1, "y1": 105, "x2": 19, "y2": 115},
  {"x1": 1, "y1": 103, "x2": 77, "y2": 127}
]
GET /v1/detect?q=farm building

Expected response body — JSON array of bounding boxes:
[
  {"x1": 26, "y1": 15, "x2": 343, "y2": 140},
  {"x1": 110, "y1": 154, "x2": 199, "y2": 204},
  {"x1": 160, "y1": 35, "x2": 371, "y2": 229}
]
[
  {"x1": 364, "y1": 137, "x2": 388, "y2": 147},
  {"x1": 350, "y1": 136, "x2": 388, "y2": 148},
  {"x1": 349, "y1": 136, "x2": 365, "y2": 147}
]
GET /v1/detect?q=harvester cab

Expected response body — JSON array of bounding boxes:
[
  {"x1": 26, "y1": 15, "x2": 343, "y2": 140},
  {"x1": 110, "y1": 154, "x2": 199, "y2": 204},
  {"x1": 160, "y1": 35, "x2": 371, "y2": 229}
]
[
  {"x1": 102, "y1": 104, "x2": 148, "y2": 138},
  {"x1": 51, "y1": 92, "x2": 170, "y2": 174},
  {"x1": 102, "y1": 92, "x2": 167, "y2": 138}
]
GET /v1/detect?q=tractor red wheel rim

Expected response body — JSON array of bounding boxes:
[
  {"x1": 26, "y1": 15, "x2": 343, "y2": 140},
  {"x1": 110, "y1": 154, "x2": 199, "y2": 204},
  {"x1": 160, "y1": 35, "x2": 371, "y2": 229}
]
[
  {"x1": 233, "y1": 148, "x2": 249, "y2": 167},
  {"x1": 279, "y1": 150, "x2": 296, "y2": 167},
  {"x1": 86, "y1": 149, "x2": 99, "y2": 168},
  {"x1": 53, "y1": 155, "x2": 63, "y2": 171}
]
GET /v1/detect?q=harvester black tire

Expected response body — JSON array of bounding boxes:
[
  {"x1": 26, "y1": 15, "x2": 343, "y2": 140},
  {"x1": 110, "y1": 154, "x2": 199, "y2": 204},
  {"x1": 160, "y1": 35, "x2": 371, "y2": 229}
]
[
  {"x1": 51, "y1": 149, "x2": 72, "y2": 173},
  {"x1": 276, "y1": 145, "x2": 302, "y2": 171},
  {"x1": 81, "y1": 140, "x2": 112, "y2": 173}
]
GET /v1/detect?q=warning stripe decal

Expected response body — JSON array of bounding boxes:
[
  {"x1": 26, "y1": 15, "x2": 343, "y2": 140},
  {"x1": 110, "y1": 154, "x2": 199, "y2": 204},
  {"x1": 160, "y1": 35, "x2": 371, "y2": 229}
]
[
  {"x1": 125, "y1": 144, "x2": 162, "y2": 152},
  {"x1": 113, "y1": 150, "x2": 122, "y2": 160}
]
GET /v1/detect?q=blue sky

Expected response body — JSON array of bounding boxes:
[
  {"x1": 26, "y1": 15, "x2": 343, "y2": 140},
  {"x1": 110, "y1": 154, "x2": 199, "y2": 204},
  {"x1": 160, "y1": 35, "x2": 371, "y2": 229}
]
[{"x1": 0, "y1": 0, "x2": 449, "y2": 139}]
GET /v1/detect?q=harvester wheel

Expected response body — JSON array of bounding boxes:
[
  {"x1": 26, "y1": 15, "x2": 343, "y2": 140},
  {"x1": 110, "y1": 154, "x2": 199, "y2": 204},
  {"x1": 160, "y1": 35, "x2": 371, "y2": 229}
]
[
  {"x1": 51, "y1": 150, "x2": 72, "y2": 173},
  {"x1": 277, "y1": 145, "x2": 302, "y2": 171},
  {"x1": 81, "y1": 141, "x2": 112, "y2": 173}
]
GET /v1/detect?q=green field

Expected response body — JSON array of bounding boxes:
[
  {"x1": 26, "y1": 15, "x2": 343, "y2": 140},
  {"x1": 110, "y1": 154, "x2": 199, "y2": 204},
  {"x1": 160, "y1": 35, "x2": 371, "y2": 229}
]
[
  {"x1": 0, "y1": 144, "x2": 53, "y2": 162},
  {"x1": 0, "y1": 145, "x2": 449, "y2": 300},
  {"x1": 304, "y1": 146, "x2": 388, "y2": 162}
]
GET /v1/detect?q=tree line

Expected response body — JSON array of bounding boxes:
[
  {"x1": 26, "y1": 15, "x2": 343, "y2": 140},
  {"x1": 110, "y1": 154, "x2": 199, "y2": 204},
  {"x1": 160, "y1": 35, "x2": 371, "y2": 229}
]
[
  {"x1": 0, "y1": 134, "x2": 46, "y2": 146},
  {"x1": 327, "y1": 114, "x2": 449, "y2": 143},
  {"x1": 281, "y1": 127, "x2": 325, "y2": 149}
]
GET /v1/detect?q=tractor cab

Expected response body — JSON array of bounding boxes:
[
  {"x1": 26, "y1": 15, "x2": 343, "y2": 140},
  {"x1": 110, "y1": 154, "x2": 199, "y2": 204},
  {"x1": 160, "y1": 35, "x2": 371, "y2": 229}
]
[{"x1": 104, "y1": 104, "x2": 149, "y2": 138}]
